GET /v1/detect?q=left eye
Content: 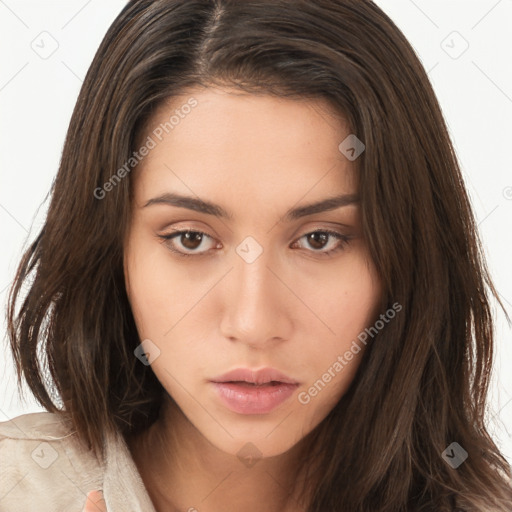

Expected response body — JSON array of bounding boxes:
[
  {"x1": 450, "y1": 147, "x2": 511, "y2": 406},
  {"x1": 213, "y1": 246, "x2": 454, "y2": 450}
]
[
  {"x1": 158, "y1": 229, "x2": 350, "y2": 258},
  {"x1": 292, "y1": 230, "x2": 351, "y2": 256}
]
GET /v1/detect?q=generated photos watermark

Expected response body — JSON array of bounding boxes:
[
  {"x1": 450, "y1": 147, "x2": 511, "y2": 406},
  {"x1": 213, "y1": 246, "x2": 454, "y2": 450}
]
[
  {"x1": 298, "y1": 301, "x2": 402, "y2": 404},
  {"x1": 94, "y1": 97, "x2": 198, "y2": 200}
]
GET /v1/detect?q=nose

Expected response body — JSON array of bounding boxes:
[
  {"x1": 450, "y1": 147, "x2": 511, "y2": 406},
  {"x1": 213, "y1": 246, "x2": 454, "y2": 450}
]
[{"x1": 219, "y1": 243, "x2": 294, "y2": 349}]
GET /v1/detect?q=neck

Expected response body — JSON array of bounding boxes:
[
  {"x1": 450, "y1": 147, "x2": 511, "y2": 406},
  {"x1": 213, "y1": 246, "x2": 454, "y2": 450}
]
[{"x1": 127, "y1": 395, "x2": 312, "y2": 512}]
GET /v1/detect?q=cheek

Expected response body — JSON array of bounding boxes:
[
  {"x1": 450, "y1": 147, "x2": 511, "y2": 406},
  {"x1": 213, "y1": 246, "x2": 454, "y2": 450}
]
[
  {"x1": 124, "y1": 237, "x2": 202, "y2": 335},
  {"x1": 296, "y1": 254, "x2": 381, "y2": 398},
  {"x1": 303, "y1": 251, "x2": 381, "y2": 338}
]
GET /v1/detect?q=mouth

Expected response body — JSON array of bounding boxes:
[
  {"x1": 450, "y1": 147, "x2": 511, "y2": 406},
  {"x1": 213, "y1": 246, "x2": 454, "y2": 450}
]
[
  {"x1": 210, "y1": 368, "x2": 299, "y2": 414},
  {"x1": 210, "y1": 367, "x2": 299, "y2": 386},
  {"x1": 222, "y1": 381, "x2": 284, "y2": 386}
]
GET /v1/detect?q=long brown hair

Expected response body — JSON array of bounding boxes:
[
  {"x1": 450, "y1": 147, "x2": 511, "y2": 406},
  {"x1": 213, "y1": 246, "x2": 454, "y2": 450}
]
[{"x1": 7, "y1": 1, "x2": 512, "y2": 510}]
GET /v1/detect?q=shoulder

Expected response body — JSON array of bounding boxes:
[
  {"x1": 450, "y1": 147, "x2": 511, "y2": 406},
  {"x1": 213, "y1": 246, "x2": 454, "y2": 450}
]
[{"x1": 0, "y1": 411, "x2": 105, "y2": 512}]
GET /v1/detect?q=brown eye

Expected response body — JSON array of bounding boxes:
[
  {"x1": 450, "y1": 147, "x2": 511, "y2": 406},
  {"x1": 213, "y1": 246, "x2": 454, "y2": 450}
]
[
  {"x1": 306, "y1": 232, "x2": 329, "y2": 250},
  {"x1": 180, "y1": 231, "x2": 204, "y2": 250},
  {"x1": 293, "y1": 229, "x2": 351, "y2": 257},
  {"x1": 158, "y1": 230, "x2": 218, "y2": 257}
]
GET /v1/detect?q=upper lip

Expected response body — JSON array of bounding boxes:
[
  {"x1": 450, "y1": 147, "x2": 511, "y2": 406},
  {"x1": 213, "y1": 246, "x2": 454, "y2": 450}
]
[{"x1": 210, "y1": 368, "x2": 299, "y2": 385}]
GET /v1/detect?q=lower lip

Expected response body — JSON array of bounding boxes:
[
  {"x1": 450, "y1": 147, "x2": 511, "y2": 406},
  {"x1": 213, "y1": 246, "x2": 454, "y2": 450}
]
[{"x1": 211, "y1": 382, "x2": 299, "y2": 414}]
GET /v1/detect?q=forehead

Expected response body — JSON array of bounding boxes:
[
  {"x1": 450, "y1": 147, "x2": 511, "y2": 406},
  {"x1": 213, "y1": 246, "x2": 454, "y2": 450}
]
[{"x1": 133, "y1": 87, "x2": 357, "y2": 204}]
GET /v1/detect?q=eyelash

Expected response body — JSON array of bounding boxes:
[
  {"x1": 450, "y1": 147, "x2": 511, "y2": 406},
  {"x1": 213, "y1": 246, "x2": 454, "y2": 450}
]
[{"x1": 157, "y1": 228, "x2": 351, "y2": 258}]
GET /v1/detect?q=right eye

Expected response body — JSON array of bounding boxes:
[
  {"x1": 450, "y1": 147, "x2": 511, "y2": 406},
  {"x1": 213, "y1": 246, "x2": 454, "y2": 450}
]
[{"x1": 158, "y1": 229, "x2": 220, "y2": 257}]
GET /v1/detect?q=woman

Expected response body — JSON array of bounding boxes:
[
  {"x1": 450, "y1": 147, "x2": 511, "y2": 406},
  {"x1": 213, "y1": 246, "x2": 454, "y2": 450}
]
[{"x1": 2, "y1": 1, "x2": 511, "y2": 511}]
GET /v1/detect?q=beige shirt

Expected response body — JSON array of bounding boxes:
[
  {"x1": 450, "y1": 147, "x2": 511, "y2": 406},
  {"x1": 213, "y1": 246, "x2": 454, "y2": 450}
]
[
  {"x1": 3, "y1": 412, "x2": 510, "y2": 511},
  {"x1": 0, "y1": 411, "x2": 157, "y2": 512}
]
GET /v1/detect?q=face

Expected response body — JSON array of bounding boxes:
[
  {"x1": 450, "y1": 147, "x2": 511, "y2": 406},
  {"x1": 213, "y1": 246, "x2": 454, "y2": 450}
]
[{"x1": 124, "y1": 86, "x2": 382, "y2": 459}]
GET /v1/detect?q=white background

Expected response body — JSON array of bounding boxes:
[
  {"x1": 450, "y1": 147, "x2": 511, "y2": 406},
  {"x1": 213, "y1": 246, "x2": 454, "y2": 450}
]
[{"x1": 1, "y1": 0, "x2": 511, "y2": 462}]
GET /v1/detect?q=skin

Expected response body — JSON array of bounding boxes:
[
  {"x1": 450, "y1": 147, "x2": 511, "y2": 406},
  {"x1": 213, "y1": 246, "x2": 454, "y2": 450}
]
[
  {"x1": 120, "y1": 86, "x2": 382, "y2": 512},
  {"x1": 83, "y1": 491, "x2": 107, "y2": 512}
]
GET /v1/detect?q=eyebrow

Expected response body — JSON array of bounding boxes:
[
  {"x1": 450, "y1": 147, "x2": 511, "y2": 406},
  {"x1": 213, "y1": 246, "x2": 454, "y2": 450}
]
[{"x1": 143, "y1": 192, "x2": 359, "y2": 221}]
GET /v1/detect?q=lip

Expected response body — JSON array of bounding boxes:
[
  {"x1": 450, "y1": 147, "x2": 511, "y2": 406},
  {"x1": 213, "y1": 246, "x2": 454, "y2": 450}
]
[
  {"x1": 211, "y1": 368, "x2": 299, "y2": 386},
  {"x1": 210, "y1": 368, "x2": 300, "y2": 415}
]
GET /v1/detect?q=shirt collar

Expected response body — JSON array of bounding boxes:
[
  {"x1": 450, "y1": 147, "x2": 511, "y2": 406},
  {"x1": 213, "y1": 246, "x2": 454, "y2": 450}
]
[{"x1": 102, "y1": 428, "x2": 157, "y2": 512}]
